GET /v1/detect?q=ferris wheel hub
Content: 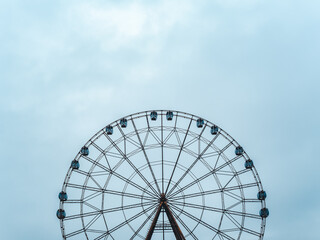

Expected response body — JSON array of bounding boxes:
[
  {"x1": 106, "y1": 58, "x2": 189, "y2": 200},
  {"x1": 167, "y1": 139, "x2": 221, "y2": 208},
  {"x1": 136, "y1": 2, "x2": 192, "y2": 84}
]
[{"x1": 159, "y1": 193, "x2": 167, "y2": 203}]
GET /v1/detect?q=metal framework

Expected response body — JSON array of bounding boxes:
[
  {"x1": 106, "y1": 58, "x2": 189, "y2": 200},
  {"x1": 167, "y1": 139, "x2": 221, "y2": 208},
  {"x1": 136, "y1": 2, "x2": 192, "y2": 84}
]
[{"x1": 58, "y1": 110, "x2": 268, "y2": 239}]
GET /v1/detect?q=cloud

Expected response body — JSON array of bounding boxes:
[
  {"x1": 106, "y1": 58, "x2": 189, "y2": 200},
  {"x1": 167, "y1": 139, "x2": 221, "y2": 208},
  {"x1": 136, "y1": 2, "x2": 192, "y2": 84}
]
[
  {"x1": 66, "y1": 0, "x2": 194, "y2": 51},
  {"x1": 1, "y1": 0, "x2": 320, "y2": 239}
]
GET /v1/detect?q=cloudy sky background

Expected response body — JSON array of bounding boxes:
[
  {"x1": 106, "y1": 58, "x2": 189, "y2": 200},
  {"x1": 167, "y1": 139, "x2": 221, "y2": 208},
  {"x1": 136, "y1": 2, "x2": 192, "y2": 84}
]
[{"x1": 1, "y1": 0, "x2": 319, "y2": 239}]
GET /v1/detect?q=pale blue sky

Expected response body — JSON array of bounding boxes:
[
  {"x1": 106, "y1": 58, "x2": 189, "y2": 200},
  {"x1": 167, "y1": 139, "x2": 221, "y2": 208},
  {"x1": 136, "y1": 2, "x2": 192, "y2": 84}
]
[{"x1": 0, "y1": 0, "x2": 319, "y2": 239}]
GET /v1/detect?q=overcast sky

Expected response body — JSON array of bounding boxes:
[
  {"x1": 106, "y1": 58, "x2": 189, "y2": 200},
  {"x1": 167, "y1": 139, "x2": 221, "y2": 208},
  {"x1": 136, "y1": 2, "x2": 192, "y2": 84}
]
[{"x1": 0, "y1": 0, "x2": 319, "y2": 239}]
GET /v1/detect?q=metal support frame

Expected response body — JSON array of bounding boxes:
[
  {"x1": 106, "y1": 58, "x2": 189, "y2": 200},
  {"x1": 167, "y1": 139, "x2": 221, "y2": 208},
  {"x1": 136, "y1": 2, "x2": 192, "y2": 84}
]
[{"x1": 146, "y1": 194, "x2": 185, "y2": 240}]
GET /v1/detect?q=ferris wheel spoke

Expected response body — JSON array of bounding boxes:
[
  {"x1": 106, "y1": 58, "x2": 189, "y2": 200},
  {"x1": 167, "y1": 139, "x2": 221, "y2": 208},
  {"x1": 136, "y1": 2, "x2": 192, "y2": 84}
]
[
  {"x1": 129, "y1": 205, "x2": 159, "y2": 240},
  {"x1": 63, "y1": 199, "x2": 83, "y2": 204},
  {"x1": 82, "y1": 155, "x2": 158, "y2": 198},
  {"x1": 243, "y1": 198, "x2": 261, "y2": 203},
  {"x1": 84, "y1": 201, "x2": 101, "y2": 212},
  {"x1": 225, "y1": 200, "x2": 242, "y2": 211},
  {"x1": 85, "y1": 191, "x2": 103, "y2": 202},
  {"x1": 65, "y1": 204, "x2": 156, "y2": 240},
  {"x1": 104, "y1": 133, "x2": 160, "y2": 196},
  {"x1": 169, "y1": 182, "x2": 256, "y2": 201},
  {"x1": 222, "y1": 211, "x2": 261, "y2": 238},
  {"x1": 85, "y1": 213, "x2": 102, "y2": 230},
  {"x1": 212, "y1": 231, "x2": 224, "y2": 240},
  {"x1": 104, "y1": 189, "x2": 154, "y2": 201},
  {"x1": 86, "y1": 229, "x2": 109, "y2": 234},
  {"x1": 110, "y1": 169, "x2": 158, "y2": 198},
  {"x1": 222, "y1": 175, "x2": 237, "y2": 189},
  {"x1": 94, "y1": 203, "x2": 158, "y2": 240},
  {"x1": 170, "y1": 204, "x2": 235, "y2": 240},
  {"x1": 90, "y1": 140, "x2": 106, "y2": 154},
  {"x1": 64, "y1": 225, "x2": 110, "y2": 239},
  {"x1": 241, "y1": 226, "x2": 261, "y2": 237},
  {"x1": 170, "y1": 206, "x2": 199, "y2": 240},
  {"x1": 131, "y1": 117, "x2": 161, "y2": 194},
  {"x1": 66, "y1": 183, "x2": 154, "y2": 201},
  {"x1": 169, "y1": 200, "x2": 261, "y2": 220},
  {"x1": 220, "y1": 142, "x2": 234, "y2": 154},
  {"x1": 65, "y1": 228, "x2": 86, "y2": 238},
  {"x1": 165, "y1": 118, "x2": 193, "y2": 195},
  {"x1": 65, "y1": 200, "x2": 157, "y2": 221},
  {"x1": 224, "y1": 191, "x2": 242, "y2": 203},
  {"x1": 223, "y1": 212, "x2": 243, "y2": 235},
  {"x1": 168, "y1": 155, "x2": 243, "y2": 198},
  {"x1": 66, "y1": 182, "x2": 101, "y2": 194},
  {"x1": 166, "y1": 132, "x2": 221, "y2": 197},
  {"x1": 184, "y1": 135, "x2": 199, "y2": 149},
  {"x1": 161, "y1": 113, "x2": 165, "y2": 194}
]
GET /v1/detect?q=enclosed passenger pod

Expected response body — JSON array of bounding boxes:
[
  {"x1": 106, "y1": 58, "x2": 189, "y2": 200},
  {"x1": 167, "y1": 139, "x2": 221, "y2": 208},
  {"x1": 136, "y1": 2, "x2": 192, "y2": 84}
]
[
  {"x1": 58, "y1": 191, "x2": 68, "y2": 201},
  {"x1": 106, "y1": 125, "x2": 113, "y2": 135},
  {"x1": 245, "y1": 159, "x2": 254, "y2": 169},
  {"x1": 80, "y1": 146, "x2": 89, "y2": 156},
  {"x1": 56, "y1": 209, "x2": 66, "y2": 219},
  {"x1": 211, "y1": 125, "x2": 219, "y2": 135},
  {"x1": 71, "y1": 160, "x2": 80, "y2": 170},
  {"x1": 257, "y1": 190, "x2": 267, "y2": 200},
  {"x1": 259, "y1": 208, "x2": 269, "y2": 218},
  {"x1": 235, "y1": 146, "x2": 244, "y2": 156},
  {"x1": 150, "y1": 111, "x2": 158, "y2": 121},
  {"x1": 197, "y1": 118, "x2": 204, "y2": 128},
  {"x1": 166, "y1": 111, "x2": 173, "y2": 120},
  {"x1": 120, "y1": 118, "x2": 127, "y2": 128}
]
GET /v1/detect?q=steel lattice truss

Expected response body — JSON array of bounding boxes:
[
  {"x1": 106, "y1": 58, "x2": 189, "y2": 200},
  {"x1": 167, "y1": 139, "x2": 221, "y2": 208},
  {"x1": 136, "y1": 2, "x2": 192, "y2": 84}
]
[{"x1": 58, "y1": 110, "x2": 268, "y2": 240}]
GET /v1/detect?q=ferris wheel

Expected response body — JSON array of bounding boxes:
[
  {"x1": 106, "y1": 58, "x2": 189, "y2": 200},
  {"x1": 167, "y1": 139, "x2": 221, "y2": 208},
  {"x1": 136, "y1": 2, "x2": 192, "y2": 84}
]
[{"x1": 57, "y1": 110, "x2": 269, "y2": 239}]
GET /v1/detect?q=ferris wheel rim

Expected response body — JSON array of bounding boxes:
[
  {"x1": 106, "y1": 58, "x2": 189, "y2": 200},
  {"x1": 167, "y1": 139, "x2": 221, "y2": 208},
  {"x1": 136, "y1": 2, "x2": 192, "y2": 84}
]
[{"x1": 58, "y1": 110, "x2": 268, "y2": 240}]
